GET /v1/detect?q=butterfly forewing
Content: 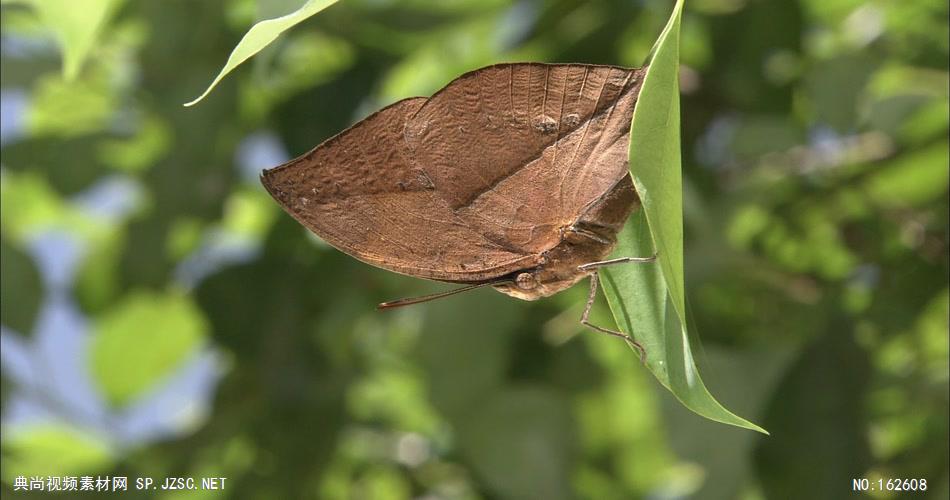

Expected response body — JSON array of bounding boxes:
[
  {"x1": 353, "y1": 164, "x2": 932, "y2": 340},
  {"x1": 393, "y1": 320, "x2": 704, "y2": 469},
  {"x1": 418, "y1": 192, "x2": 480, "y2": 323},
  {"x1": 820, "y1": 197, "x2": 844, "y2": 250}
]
[
  {"x1": 261, "y1": 97, "x2": 540, "y2": 282},
  {"x1": 403, "y1": 63, "x2": 644, "y2": 255}
]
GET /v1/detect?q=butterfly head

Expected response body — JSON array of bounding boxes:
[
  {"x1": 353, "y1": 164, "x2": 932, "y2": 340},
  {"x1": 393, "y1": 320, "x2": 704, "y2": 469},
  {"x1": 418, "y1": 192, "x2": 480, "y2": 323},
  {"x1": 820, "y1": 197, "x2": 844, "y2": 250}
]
[{"x1": 493, "y1": 267, "x2": 588, "y2": 301}]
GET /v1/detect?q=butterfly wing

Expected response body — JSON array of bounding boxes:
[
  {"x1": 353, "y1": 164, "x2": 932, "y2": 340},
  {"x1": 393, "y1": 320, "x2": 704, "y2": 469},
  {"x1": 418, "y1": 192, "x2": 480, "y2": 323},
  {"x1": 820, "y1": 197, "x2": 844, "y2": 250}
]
[
  {"x1": 404, "y1": 63, "x2": 644, "y2": 255},
  {"x1": 261, "y1": 97, "x2": 541, "y2": 282}
]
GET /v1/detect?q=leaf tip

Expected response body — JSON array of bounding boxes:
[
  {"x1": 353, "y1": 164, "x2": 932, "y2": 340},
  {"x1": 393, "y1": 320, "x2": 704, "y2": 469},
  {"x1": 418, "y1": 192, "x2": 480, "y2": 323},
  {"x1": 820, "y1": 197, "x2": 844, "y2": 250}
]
[{"x1": 182, "y1": 96, "x2": 203, "y2": 108}]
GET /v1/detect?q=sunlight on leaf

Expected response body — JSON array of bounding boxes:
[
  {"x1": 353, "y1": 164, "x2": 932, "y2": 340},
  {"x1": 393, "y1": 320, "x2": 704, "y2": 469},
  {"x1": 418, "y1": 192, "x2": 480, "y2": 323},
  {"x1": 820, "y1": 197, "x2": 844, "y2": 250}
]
[
  {"x1": 600, "y1": 0, "x2": 767, "y2": 433},
  {"x1": 183, "y1": 0, "x2": 340, "y2": 107},
  {"x1": 863, "y1": 141, "x2": 950, "y2": 209},
  {"x1": 27, "y1": 73, "x2": 115, "y2": 137},
  {"x1": 97, "y1": 116, "x2": 172, "y2": 173},
  {"x1": 90, "y1": 291, "x2": 208, "y2": 407},
  {"x1": 1, "y1": 425, "x2": 112, "y2": 481},
  {"x1": 13, "y1": 0, "x2": 122, "y2": 81},
  {"x1": 0, "y1": 171, "x2": 102, "y2": 243}
]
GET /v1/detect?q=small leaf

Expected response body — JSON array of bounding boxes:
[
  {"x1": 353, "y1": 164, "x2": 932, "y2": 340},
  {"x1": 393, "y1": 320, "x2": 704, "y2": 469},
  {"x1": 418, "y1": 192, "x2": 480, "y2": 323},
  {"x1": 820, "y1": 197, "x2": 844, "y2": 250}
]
[
  {"x1": 601, "y1": 0, "x2": 767, "y2": 433},
  {"x1": 183, "y1": 0, "x2": 341, "y2": 107},
  {"x1": 0, "y1": 237, "x2": 43, "y2": 334},
  {"x1": 89, "y1": 291, "x2": 208, "y2": 407},
  {"x1": 16, "y1": 0, "x2": 123, "y2": 81}
]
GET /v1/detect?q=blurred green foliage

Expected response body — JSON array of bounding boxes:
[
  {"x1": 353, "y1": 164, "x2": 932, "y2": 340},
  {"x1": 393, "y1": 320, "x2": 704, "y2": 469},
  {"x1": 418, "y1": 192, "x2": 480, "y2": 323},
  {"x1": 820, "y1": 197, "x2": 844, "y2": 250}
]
[
  {"x1": 0, "y1": 0, "x2": 947, "y2": 499},
  {"x1": 90, "y1": 290, "x2": 209, "y2": 407}
]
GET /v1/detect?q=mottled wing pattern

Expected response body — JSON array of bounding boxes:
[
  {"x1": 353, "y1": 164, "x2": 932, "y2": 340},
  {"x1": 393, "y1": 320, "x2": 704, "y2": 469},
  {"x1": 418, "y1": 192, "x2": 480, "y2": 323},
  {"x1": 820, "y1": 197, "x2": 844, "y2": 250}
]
[
  {"x1": 261, "y1": 97, "x2": 541, "y2": 282},
  {"x1": 404, "y1": 63, "x2": 644, "y2": 255}
]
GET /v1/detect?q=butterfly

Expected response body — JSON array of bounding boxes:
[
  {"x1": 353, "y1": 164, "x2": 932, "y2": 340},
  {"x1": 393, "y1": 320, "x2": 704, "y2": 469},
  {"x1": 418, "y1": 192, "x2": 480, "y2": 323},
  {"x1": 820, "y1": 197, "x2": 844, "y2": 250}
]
[{"x1": 261, "y1": 63, "x2": 654, "y2": 358}]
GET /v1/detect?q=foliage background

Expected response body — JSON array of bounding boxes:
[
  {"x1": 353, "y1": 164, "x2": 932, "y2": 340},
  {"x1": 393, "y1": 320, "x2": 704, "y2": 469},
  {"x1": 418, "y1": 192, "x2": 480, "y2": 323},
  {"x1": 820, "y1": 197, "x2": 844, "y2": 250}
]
[{"x1": 1, "y1": 0, "x2": 947, "y2": 498}]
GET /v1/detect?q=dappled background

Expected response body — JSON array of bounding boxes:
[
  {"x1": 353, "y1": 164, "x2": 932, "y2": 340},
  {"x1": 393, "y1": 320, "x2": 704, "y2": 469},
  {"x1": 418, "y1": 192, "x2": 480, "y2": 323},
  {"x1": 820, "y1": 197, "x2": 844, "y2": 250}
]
[{"x1": 1, "y1": 0, "x2": 947, "y2": 498}]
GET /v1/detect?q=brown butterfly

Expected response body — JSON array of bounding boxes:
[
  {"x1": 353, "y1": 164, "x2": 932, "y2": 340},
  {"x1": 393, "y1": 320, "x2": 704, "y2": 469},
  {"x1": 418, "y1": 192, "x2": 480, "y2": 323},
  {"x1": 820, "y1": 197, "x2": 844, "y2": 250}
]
[{"x1": 261, "y1": 63, "x2": 654, "y2": 358}]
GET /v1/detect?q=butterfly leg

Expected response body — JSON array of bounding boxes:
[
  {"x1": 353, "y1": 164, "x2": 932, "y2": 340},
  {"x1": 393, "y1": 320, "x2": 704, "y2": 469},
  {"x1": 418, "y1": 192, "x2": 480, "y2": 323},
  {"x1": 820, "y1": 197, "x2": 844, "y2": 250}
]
[
  {"x1": 577, "y1": 253, "x2": 657, "y2": 272},
  {"x1": 580, "y1": 272, "x2": 647, "y2": 363}
]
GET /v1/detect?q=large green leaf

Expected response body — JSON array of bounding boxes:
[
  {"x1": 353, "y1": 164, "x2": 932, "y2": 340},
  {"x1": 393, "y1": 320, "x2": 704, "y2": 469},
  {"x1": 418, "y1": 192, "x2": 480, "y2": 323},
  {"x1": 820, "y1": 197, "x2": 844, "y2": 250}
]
[
  {"x1": 600, "y1": 0, "x2": 767, "y2": 433},
  {"x1": 183, "y1": 0, "x2": 340, "y2": 107}
]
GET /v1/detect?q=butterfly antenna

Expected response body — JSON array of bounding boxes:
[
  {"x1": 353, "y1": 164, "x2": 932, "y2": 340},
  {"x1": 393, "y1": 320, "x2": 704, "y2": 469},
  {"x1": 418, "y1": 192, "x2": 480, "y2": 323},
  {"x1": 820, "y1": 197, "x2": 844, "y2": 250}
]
[{"x1": 377, "y1": 280, "x2": 510, "y2": 310}]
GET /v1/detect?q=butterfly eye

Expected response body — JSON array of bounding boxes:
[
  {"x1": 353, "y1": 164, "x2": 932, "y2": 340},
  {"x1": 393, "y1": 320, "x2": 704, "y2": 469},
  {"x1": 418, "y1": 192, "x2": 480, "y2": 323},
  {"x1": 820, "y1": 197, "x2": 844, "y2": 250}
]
[{"x1": 515, "y1": 272, "x2": 539, "y2": 290}]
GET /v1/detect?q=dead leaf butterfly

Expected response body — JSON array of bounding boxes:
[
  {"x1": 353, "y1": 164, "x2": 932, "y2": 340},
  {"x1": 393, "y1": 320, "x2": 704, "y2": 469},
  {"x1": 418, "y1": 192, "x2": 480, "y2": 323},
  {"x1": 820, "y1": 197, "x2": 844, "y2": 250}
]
[{"x1": 261, "y1": 63, "x2": 655, "y2": 358}]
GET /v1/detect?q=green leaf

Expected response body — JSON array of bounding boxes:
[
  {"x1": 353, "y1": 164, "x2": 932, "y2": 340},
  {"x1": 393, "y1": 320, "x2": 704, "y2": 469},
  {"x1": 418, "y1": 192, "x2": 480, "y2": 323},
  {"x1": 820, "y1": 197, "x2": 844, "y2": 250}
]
[
  {"x1": 1, "y1": 425, "x2": 112, "y2": 482},
  {"x1": 600, "y1": 0, "x2": 767, "y2": 433},
  {"x1": 28, "y1": 72, "x2": 115, "y2": 137},
  {"x1": 183, "y1": 0, "x2": 340, "y2": 107},
  {"x1": 0, "y1": 237, "x2": 43, "y2": 335},
  {"x1": 15, "y1": 0, "x2": 123, "y2": 81},
  {"x1": 89, "y1": 291, "x2": 209, "y2": 407},
  {"x1": 0, "y1": 170, "x2": 102, "y2": 243}
]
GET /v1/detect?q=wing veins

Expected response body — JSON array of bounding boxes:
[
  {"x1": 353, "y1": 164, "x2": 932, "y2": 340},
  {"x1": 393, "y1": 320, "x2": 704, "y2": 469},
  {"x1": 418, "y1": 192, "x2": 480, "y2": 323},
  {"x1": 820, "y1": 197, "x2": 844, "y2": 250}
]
[
  {"x1": 560, "y1": 69, "x2": 610, "y2": 210},
  {"x1": 569, "y1": 71, "x2": 633, "y2": 209}
]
